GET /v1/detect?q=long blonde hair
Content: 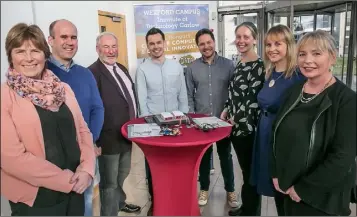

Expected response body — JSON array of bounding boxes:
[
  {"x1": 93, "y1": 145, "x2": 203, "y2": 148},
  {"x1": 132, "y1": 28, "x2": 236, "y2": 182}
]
[{"x1": 264, "y1": 25, "x2": 297, "y2": 80}]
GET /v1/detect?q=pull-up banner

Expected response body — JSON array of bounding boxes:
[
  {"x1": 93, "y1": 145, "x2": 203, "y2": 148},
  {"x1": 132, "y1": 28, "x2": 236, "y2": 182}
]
[{"x1": 134, "y1": 4, "x2": 209, "y2": 65}]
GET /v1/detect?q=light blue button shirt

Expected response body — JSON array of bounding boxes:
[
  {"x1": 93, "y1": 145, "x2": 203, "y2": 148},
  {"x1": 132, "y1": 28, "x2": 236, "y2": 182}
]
[
  {"x1": 48, "y1": 55, "x2": 76, "y2": 72},
  {"x1": 135, "y1": 58, "x2": 189, "y2": 117}
]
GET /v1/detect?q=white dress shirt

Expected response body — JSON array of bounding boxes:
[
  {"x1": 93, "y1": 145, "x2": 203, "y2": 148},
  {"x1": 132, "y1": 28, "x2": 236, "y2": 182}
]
[{"x1": 103, "y1": 62, "x2": 137, "y2": 116}]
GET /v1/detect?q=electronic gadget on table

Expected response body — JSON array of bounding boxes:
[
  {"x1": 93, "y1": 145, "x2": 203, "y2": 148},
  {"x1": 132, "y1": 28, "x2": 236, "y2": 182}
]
[
  {"x1": 144, "y1": 116, "x2": 155, "y2": 124},
  {"x1": 191, "y1": 116, "x2": 232, "y2": 132},
  {"x1": 149, "y1": 111, "x2": 189, "y2": 126}
]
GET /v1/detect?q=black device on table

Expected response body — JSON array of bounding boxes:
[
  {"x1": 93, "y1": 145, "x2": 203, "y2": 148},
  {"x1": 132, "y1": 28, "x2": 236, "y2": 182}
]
[
  {"x1": 144, "y1": 114, "x2": 188, "y2": 126},
  {"x1": 144, "y1": 116, "x2": 155, "y2": 123}
]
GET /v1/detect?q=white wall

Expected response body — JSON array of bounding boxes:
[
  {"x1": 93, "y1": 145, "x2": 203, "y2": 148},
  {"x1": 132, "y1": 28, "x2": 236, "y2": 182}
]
[
  {"x1": 1, "y1": 1, "x2": 34, "y2": 82},
  {"x1": 1, "y1": 1, "x2": 218, "y2": 81}
]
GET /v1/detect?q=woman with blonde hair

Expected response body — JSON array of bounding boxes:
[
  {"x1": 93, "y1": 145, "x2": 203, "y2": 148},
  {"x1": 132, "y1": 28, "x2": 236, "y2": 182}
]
[
  {"x1": 250, "y1": 24, "x2": 305, "y2": 216},
  {"x1": 270, "y1": 30, "x2": 355, "y2": 215},
  {"x1": 1, "y1": 23, "x2": 95, "y2": 215}
]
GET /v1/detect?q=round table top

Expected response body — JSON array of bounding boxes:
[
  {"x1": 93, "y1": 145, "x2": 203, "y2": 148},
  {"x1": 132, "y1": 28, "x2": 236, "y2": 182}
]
[{"x1": 121, "y1": 114, "x2": 232, "y2": 147}]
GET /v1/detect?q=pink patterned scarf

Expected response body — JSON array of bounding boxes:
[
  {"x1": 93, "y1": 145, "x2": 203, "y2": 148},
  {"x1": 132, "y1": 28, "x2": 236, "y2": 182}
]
[{"x1": 6, "y1": 68, "x2": 65, "y2": 112}]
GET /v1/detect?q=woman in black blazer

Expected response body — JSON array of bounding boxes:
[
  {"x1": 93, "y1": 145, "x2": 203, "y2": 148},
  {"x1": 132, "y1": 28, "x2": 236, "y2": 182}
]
[{"x1": 270, "y1": 30, "x2": 356, "y2": 216}]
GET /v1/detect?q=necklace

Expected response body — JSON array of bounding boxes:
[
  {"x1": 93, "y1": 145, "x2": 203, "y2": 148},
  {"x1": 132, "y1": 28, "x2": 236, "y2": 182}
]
[
  {"x1": 269, "y1": 72, "x2": 284, "y2": 87},
  {"x1": 300, "y1": 76, "x2": 333, "y2": 104}
]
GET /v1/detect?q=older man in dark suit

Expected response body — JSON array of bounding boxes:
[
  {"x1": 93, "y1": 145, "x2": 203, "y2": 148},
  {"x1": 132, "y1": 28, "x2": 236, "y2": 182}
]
[{"x1": 88, "y1": 32, "x2": 140, "y2": 216}]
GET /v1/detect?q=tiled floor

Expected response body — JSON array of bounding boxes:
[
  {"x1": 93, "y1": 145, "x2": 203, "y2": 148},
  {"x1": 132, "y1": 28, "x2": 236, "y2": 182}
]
[{"x1": 1, "y1": 143, "x2": 356, "y2": 216}]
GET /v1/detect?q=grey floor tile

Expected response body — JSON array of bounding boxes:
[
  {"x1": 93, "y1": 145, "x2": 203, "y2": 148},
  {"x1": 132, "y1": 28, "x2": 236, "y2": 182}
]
[
  {"x1": 216, "y1": 170, "x2": 243, "y2": 191},
  {"x1": 126, "y1": 173, "x2": 146, "y2": 187},
  {"x1": 118, "y1": 210, "x2": 138, "y2": 216},
  {"x1": 261, "y1": 196, "x2": 268, "y2": 216},
  {"x1": 136, "y1": 201, "x2": 151, "y2": 216},
  {"x1": 266, "y1": 196, "x2": 278, "y2": 216},
  {"x1": 131, "y1": 143, "x2": 145, "y2": 164},
  {"x1": 350, "y1": 203, "x2": 356, "y2": 216},
  {"x1": 1, "y1": 196, "x2": 11, "y2": 216},
  {"x1": 136, "y1": 176, "x2": 149, "y2": 190},
  {"x1": 129, "y1": 161, "x2": 147, "y2": 176},
  {"x1": 201, "y1": 185, "x2": 232, "y2": 216},
  {"x1": 125, "y1": 187, "x2": 150, "y2": 209}
]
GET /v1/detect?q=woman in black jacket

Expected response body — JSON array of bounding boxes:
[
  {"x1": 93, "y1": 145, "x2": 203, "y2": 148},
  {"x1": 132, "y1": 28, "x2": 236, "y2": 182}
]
[{"x1": 270, "y1": 30, "x2": 356, "y2": 216}]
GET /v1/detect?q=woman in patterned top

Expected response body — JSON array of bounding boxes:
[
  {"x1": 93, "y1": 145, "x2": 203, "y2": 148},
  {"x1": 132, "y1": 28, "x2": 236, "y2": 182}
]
[
  {"x1": 221, "y1": 22, "x2": 265, "y2": 216},
  {"x1": 249, "y1": 25, "x2": 305, "y2": 216}
]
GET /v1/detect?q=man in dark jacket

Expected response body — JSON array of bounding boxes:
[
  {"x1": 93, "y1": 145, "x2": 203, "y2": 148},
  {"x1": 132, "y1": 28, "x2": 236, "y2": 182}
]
[{"x1": 88, "y1": 32, "x2": 140, "y2": 216}]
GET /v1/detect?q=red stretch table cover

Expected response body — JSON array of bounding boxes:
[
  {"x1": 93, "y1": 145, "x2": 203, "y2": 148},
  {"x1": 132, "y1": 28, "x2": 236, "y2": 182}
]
[{"x1": 121, "y1": 114, "x2": 232, "y2": 216}]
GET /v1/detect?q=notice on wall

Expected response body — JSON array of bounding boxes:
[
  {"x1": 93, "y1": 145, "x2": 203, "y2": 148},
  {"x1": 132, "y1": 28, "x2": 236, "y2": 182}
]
[{"x1": 134, "y1": 4, "x2": 209, "y2": 66}]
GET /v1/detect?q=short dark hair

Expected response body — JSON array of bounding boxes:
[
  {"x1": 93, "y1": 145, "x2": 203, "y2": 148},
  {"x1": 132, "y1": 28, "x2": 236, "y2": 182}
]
[
  {"x1": 145, "y1": 27, "x2": 165, "y2": 43},
  {"x1": 6, "y1": 23, "x2": 50, "y2": 68},
  {"x1": 49, "y1": 20, "x2": 59, "y2": 37},
  {"x1": 195, "y1": 28, "x2": 215, "y2": 45}
]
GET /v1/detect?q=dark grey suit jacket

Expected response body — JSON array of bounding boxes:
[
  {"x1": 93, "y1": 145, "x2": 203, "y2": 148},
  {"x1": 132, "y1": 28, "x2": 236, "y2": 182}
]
[{"x1": 88, "y1": 59, "x2": 138, "y2": 155}]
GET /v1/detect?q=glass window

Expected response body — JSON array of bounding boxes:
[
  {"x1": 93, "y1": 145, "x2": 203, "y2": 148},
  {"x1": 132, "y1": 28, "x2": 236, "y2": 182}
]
[
  {"x1": 316, "y1": 14, "x2": 331, "y2": 32},
  {"x1": 332, "y1": 10, "x2": 350, "y2": 86},
  {"x1": 267, "y1": 14, "x2": 288, "y2": 27},
  {"x1": 351, "y1": 45, "x2": 356, "y2": 92},
  {"x1": 223, "y1": 13, "x2": 258, "y2": 63},
  {"x1": 300, "y1": 15, "x2": 314, "y2": 32},
  {"x1": 353, "y1": 57, "x2": 356, "y2": 92},
  {"x1": 223, "y1": 14, "x2": 239, "y2": 61}
]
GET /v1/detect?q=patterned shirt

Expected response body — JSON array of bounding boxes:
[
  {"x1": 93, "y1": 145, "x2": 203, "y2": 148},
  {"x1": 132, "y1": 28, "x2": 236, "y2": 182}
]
[{"x1": 225, "y1": 58, "x2": 265, "y2": 137}]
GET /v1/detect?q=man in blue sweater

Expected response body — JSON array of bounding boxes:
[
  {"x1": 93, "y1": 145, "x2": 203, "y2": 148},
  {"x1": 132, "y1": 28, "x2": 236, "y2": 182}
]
[{"x1": 47, "y1": 19, "x2": 104, "y2": 216}]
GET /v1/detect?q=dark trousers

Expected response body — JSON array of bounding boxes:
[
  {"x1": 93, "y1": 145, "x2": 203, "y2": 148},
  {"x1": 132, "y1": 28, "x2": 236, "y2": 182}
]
[
  {"x1": 231, "y1": 134, "x2": 261, "y2": 216},
  {"x1": 145, "y1": 158, "x2": 154, "y2": 202},
  {"x1": 199, "y1": 137, "x2": 235, "y2": 192},
  {"x1": 284, "y1": 197, "x2": 330, "y2": 216},
  {"x1": 210, "y1": 152, "x2": 214, "y2": 170},
  {"x1": 9, "y1": 192, "x2": 84, "y2": 216},
  {"x1": 98, "y1": 147, "x2": 132, "y2": 216},
  {"x1": 274, "y1": 190, "x2": 286, "y2": 216}
]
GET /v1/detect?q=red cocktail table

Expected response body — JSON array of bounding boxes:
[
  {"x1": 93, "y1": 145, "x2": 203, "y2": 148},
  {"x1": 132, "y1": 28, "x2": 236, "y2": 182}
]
[{"x1": 121, "y1": 114, "x2": 232, "y2": 216}]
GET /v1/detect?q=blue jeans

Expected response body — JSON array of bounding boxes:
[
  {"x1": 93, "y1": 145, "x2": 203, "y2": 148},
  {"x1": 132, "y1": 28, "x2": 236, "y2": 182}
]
[{"x1": 84, "y1": 158, "x2": 100, "y2": 216}]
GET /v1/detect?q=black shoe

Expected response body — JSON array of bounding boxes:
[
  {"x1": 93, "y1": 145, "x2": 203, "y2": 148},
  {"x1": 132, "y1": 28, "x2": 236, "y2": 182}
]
[
  {"x1": 147, "y1": 204, "x2": 153, "y2": 216},
  {"x1": 228, "y1": 207, "x2": 244, "y2": 216},
  {"x1": 120, "y1": 203, "x2": 141, "y2": 213}
]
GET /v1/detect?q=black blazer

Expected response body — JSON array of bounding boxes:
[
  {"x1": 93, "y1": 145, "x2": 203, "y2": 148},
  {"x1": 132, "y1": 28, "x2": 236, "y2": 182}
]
[
  {"x1": 270, "y1": 79, "x2": 356, "y2": 215},
  {"x1": 88, "y1": 59, "x2": 138, "y2": 155}
]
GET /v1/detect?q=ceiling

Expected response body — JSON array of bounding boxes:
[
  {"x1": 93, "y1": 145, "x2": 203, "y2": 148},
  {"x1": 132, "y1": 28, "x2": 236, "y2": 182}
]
[{"x1": 266, "y1": 0, "x2": 352, "y2": 15}]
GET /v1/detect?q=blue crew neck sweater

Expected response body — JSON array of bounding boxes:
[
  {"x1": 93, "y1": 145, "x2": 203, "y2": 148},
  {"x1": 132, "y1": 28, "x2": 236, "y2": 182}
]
[{"x1": 47, "y1": 61, "x2": 104, "y2": 144}]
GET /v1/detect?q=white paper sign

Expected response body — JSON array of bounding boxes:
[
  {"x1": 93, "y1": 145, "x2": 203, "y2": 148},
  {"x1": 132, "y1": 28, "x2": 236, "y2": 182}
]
[{"x1": 127, "y1": 123, "x2": 163, "y2": 138}]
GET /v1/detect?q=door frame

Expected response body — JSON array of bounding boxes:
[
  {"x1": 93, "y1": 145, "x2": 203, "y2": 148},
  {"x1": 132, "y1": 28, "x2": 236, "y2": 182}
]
[{"x1": 98, "y1": 10, "x2": 128, "y2": 69}]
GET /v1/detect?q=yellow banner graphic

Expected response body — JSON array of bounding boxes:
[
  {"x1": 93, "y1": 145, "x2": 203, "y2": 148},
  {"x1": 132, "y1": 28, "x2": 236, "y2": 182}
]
[{"x1": 136, "y1": 31, "x2": 199, "y2": 59}]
